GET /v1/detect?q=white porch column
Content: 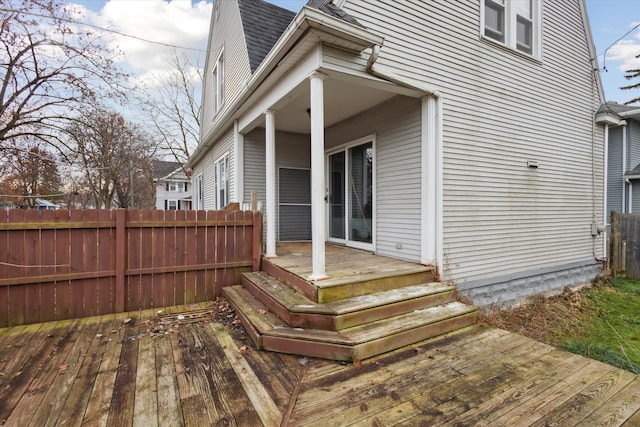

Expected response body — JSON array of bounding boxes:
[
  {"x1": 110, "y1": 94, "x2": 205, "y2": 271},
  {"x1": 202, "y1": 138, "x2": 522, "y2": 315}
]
[
  {"x1": 421, "y1": 96, "x2": 437, "y2": 265},
  {"x1": 233, "y1": 120, "x2": 244, "y2": 204},
  {"x1": 309, "y1": 71, "x2": 328, "y2": 280},
  {"x1": 265, "y1": 109, "x2": 277, "y2": 258},
  {"x1": 421, "y1": 94, "x2": 442, "y2": 274}
]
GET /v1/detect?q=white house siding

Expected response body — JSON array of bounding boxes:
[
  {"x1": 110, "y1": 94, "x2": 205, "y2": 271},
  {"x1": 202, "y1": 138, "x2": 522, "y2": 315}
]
[
  {"x1": 341, "y1": 0, "x2": 604, "y2": 303},
  {"x1": 191, "y1": 128, "x2": 235, "y2": 210},
  {"x1": 200, "y1": 0, "x2": 252, "y2": 140},
  {"x1": 607, "y1": 126, "x2": 623, "y2": 215},
  {"x1": 325, "y1": 96, "x2": 422, "y2": 261},
  {"x1": 629, "y1": 121, "x2": 640, "y2": 171},
  {"x1": 243, "y1": 129, "x2": 310, "y2": 238}
]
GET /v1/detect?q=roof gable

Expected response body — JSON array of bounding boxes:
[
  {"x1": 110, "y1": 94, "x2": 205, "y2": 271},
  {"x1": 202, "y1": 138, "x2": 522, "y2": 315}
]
[
  {"x1": 153, "y1": 160, "x2": 182, "y2": 180},
  {"x1": 238, "y1": 0, "x2": 296, "y2": 73}
]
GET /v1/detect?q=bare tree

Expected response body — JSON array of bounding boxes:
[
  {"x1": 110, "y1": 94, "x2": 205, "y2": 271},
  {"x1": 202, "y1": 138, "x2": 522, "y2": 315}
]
[
  {"x1": 0, "y1": 0, "x2": 126, "y2": 153},
  {"x1": 65, "y1": 107, "x2": 156, "y2": 209},
  {"x1": 622, "y1": 53, "x2": 640, "y2": 105},
  {"x1": 0, "y1": 140, "x2": 62, "y2": 208},
  {"x1": 143, "y1": 51, "x2": 202, "y2": 163}
]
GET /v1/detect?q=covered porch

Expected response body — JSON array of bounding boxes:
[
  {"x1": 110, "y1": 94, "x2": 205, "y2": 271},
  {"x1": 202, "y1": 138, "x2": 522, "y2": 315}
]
[{"x1": 233, "y1": 6, "x2": 443, "y2": 281}]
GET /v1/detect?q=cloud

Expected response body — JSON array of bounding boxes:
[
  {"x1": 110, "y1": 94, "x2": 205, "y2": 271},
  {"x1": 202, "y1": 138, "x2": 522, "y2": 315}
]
[
  {"x1": 606, "y1": 22, "x2": 640, "y2": 71},
  {"x1": 72, "y1": 0, "x2": 212, "y2": 85}
]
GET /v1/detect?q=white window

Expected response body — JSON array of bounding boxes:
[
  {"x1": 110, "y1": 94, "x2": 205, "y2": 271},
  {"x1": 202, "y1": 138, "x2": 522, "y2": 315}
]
[
  {"x1": 167, "y1": 200, "x2": 178, "y2": 210},
  {"x1": 212, "y1": 50, "x2": 225, "y2": 115},
  {"x1": 482, "y1": 0, "x2": 540, "y2": 57},
  {"x1": 196, "y1": 173, "x2": 204, "y2": 210},
  {"x1": 168, "y1": 182, "x2": 178, "y2": 192},
  {"x1": 214, "y1": 154, "x2": 229, "y2": 210}
]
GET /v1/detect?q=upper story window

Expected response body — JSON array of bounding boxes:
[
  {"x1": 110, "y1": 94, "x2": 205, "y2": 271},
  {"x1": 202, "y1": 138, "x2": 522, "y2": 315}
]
[
  {"x1": 167, "y1": 182, "x2": 188, "y2": 192},
  {"x1": 482, "y1": 0, "x2": 541, "y2": 58},
  {"x1": 212, "y1": 50, "x2": 225, "y2": 115}
]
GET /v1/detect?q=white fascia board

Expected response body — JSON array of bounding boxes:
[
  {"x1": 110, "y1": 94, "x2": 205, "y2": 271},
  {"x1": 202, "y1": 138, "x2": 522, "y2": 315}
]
[
  {"x1": 580, "y1": 0, "x2": 606, "y2": 103},
  {"x1": 189, "y1": 7, "x2": 384, "y2": 167},
  {"x1": 595, "y1": 112, "x2": 622, "y2": 126},
  {"x1": 618, "y1": 109, "x2": 640, "y2": 120},
  {"x1": 159, "y1": 167, "x2": 187, "y2": 181}
]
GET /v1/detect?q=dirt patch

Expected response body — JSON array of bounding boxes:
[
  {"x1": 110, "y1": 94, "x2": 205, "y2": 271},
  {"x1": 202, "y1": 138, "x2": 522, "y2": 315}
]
[
  {"x1": 124, "y1": 297, "x2": 248, "y2": 341},
  {"x1": 477, "y1": 286, "x2": 592, "y2": 346}
]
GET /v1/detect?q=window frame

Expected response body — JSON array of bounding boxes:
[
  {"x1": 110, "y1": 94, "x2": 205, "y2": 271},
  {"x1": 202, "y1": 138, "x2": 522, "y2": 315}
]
[
  {"x1": 481, "y1": 0, "x2": 541, "y2": 59},
  {"x1": 195, "y1": 172, "x2": 204, "y2": 210},
  {"x1": 212, "y1": 49, "x2": 225, "y2": 115},
  {"x1": 213, "y1": 153, "x2": 229, "y2": 210}
]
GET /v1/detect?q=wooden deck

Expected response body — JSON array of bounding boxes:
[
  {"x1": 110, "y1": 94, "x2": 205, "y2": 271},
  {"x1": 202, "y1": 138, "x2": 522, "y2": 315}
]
[{"x1": 1, "y1": 304, "x2": 639, "y2": 426}]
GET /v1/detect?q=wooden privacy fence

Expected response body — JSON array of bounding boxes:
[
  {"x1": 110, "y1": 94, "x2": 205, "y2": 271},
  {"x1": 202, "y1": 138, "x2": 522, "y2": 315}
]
[
  {"x1": 609, "y1": 211, "x2": 640, "y2": 279},
  {"x1": 0, "y1": 208, "x2": 262, "y2": 327}
]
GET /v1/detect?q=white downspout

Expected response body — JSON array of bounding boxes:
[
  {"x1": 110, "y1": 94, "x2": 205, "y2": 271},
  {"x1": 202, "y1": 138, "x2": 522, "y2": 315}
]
[
  {"x1": 366, "y1": 46, "x2": 444, "y2": 277},
  {"x1": 625, "y1": 178, "x2": 633, "y2": 213},
  {"x1": 622, "y1": 123, "x2": 627, "y2": 213},
  {"x1": 603, "y1": 124, "x2": 608, "y2": 257}
]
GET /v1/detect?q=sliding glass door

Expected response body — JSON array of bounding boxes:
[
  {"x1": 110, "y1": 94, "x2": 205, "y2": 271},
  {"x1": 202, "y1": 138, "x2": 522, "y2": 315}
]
[{"x1": 328, "y1": 140, "x2": 373, "y2": 249}]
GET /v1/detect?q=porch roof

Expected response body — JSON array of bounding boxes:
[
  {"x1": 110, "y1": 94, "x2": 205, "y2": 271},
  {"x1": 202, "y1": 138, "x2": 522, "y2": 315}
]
[{"x1": 190, "y1": 5, "x2": 385, "y2": 166}]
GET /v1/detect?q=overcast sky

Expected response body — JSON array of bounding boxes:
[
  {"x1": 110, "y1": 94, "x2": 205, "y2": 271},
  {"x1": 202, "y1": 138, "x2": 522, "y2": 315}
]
[{"x1": 69, "y1": 0, "x2": 640, "y2": 105}]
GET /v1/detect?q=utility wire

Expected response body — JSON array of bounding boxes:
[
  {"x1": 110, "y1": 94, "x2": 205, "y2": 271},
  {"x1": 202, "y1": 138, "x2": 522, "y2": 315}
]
[
  {"x1": 601, "y1": 22, "x2": 640, "y2": 72},
  {"x1": 0, "y1": 7, "x2": 207, "y2": 52}
]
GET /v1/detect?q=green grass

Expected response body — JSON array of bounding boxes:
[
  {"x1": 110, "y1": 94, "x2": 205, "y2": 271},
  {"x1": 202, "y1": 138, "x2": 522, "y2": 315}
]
[{"x1": 559, "y1": 278, "x2": 640, "y2": 374}]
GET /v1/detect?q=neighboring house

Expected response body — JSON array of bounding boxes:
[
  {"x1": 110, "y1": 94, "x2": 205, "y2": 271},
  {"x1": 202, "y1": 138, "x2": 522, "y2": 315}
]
[
  {"x1": 153, "y1": 160, "x2": 192, "y2": 210},
  {"x1": 190, "y1": 0, "x2": 608, "y2": 306},
  {"x1": 35, "y1": 198, "x2": 59, "y2": 210},
  {"x1": 597, "y1": 102, "x2": 640, "y2": 217}
]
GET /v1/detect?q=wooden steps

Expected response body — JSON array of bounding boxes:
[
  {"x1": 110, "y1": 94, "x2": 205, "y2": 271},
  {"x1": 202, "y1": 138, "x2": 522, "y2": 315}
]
[
  {"x1": 224, "y1": 286, "x2": 477, "y2": 361},
  {"x1": 224, "y1": 260, "x2": 478, "y2": 361},
  {"x1": 241, "y1": 271, "x2": 457, "y2": 330}
]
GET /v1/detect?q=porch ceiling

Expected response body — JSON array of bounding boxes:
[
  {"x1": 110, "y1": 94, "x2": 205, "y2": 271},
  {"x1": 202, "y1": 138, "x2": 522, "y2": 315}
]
[{"x1": 267, "y1": 75, "x2": 397, "y2": 134}]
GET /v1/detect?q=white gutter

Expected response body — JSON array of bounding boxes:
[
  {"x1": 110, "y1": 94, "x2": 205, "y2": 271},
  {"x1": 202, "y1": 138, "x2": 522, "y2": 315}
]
[
  {"x1": 366, "y1": 46, "x2": 444, "y2": 278},
  {"x1": 190, "y1": 6, "x2": 384, "y2": 167}
]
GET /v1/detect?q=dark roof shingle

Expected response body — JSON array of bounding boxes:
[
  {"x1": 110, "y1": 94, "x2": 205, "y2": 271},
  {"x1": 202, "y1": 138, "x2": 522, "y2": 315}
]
[
  {"x1": 238, "y1": 0, "x2": 296, "y2": 73},
  {"x1": 153, "y1": 160, "x2": 182, "y2": 180},
  {"x1": 305, "y1": 0, "x2": 363, "y2": 27}
]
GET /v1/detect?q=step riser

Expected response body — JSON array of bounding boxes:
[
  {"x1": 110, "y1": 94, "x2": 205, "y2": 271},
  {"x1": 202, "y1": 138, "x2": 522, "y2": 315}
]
[
  {"x1": 262, "y1": 336, "x2": 354, "y2": 361},
  {"x1": 243, "y1": 274, "x2": 456, "y2": 331},
  {"x1": 242, "y1": 275, "x2": 297, "y2": 327},
  {"x1": 316, "y1": 272, "x2": 436, "y2": 303},
  {"x1": 261, "y1": 312, "x2": 477, "y2": 362},
  {"x1": 335, "y1": 291, "x2": 456, "y2": 330},
  {"x1": 353, "y1": 311, "x2": 478, "y2": 361},
  {"x1": 262, "y1": 259, "x2": 317, "y2": 301},
  {"x1": 229, "y1": 293, "x2": 263, "y2": 349},
  {"x1": 262, "y1": 258, "x2": 436, "y2": 303}
]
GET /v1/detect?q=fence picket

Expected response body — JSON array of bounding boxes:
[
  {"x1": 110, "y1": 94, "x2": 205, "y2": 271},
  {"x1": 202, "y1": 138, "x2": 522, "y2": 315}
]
[{"x1": 0, "y1": 208, "x2": 260, "y2": 326}]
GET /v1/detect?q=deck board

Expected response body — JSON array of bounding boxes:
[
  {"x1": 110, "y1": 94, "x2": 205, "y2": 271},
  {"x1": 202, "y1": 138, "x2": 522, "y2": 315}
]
[
  {"x1": 269, "y1": 243, "x2": 434, "y2": 289},
  {"x1": 0, "y1": 306, "x2": 638, "y2": 426}
]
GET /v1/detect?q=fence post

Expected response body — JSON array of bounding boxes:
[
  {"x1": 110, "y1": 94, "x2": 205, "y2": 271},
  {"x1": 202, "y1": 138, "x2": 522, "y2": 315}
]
[
  {"x1": 115, "y1": 209, "x2": 126, "y2": 312},
  {"x1": 252, "y1": 191, "x2": 262, "y2": 271}
]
